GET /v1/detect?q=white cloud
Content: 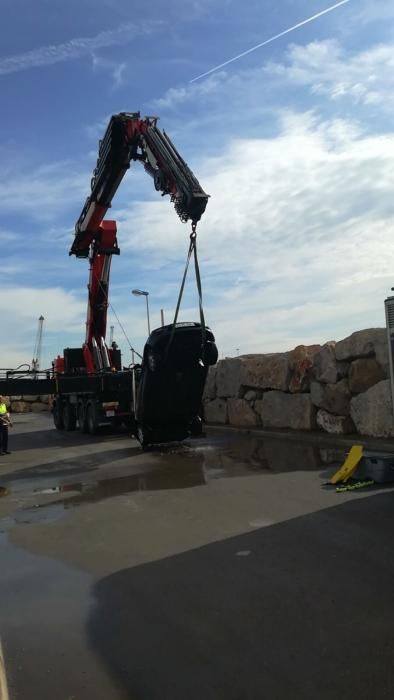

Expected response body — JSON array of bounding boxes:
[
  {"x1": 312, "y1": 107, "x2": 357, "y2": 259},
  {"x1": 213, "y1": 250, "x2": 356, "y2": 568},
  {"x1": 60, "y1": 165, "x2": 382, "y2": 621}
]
[
  {"x1": 355, "y1": 0, "x2": 394, "y2": 24},
  {"x1": 153, "y1": 36, "x2": 394, "y2": 119},
  {"x1": 266, "y1": 39, "x2": 394, "y2": 109},
  {"x1": 0, "y1": 287, "x2": 86, "y2": 368},
  {"x1": 91, "y1": 53, "x2": 126, "y2": 89},
  {"x1": 0, "y1": 229, "x2": 17, "y2": 242},
  {"x1": 0, "y1": 160, "x2": 88, "y2": 221},
  {"x1": 152, "y1": 72, "x2": 226, "y2": 110},
  {"x1": 0, "y1": 20, "x2": 162, "y2": 76}
]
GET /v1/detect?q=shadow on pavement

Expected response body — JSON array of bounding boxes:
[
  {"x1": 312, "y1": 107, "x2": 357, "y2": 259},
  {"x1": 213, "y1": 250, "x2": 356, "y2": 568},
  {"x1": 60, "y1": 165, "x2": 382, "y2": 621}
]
[
  {"x1": 88, "y1": 491, "x2": 394, "y2": 700},
  {"x1": 0, "y1": 446, "x2": 143, "y2": 484},
  {"x1": 9, "y1": 427, "x2": 129, "y2": 452}
]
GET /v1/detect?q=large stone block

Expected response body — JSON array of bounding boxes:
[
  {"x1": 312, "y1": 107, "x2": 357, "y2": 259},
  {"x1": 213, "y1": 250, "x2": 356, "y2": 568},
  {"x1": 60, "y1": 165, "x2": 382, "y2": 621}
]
[
  {"x1": 10, "y1": 401, "x2": 32, "y2": 413},
  {"x1": 227, "y1": 398, "x2": 260, "y2": 427},
  {"x1": 312, "y1": 342, "x2": 349, "y2": 384},
  {"x1": 22, "y1": 395, "x2": 41, "y2": 402},
  {"x1": 240, "y1": 353, "x2": 290, "y2": 391},
  {"x1": 350, "y1": 380, "x2": 394, "y2": 437},
  {"x1": 288, "y1": 344, "x2": 321, "y2": 393},
  {"x1": 216, "y1": 359, "x2": 242, "y2": 398},
  {"x1": 316, "y1": 409, "x2": 355, "y2": 435},
  {"x1": 349, "y1": 358, "x2": 385, "y2": 394},
  {"x1": 374, "y1": 335, "x2": 389, "y2": 377},
  {"x1": 335, "y1": 328, "x2": 386, "y2": 361},
  {"x1": 244, "y1": 390, "x2": 261, "y2": 402},
  {"x1": 310, "y1": 379, "x2": 351, "y2": 415},
  {"x1": 204, "y1": 398, "x2": 228, "y2": 424},
  {"x1": 261, "y1": 391, "x2": 316, "y2": 430},
  {"x1": 203, "y1": 365, "x2": 217, "y2": 401},
  {"x1": 31, "y1": 402, "x2": 50, "y2": 412}
]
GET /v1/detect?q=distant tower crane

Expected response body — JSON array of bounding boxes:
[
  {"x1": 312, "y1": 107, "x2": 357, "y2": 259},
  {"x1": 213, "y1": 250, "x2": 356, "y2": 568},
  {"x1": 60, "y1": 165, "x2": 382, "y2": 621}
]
[{"x1": 32, "y1": 315, "x2": 44, "y2": 372}]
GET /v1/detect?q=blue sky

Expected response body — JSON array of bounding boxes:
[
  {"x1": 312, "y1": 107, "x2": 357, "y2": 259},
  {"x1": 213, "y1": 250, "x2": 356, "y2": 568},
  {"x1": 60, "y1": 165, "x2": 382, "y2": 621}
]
[{"x1": 1, "y1": 0, "x2": 394, "y2": 368}]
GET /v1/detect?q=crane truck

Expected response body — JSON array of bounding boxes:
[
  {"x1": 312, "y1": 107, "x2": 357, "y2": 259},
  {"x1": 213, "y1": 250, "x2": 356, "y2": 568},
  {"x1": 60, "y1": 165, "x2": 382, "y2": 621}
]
[{"x1": 50, "y1": 112, "x2": 217, "y2": 444}]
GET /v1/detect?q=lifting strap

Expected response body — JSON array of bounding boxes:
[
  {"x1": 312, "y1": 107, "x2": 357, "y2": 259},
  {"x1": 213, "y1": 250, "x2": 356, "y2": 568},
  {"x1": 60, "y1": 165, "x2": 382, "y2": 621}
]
[{"x1": 168, "y1": 224, "x2": 207, "y2": 354}]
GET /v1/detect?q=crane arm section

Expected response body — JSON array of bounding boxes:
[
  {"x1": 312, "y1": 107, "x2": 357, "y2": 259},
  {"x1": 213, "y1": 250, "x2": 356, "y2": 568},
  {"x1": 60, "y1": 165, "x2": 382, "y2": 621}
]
[{"x1": 70, "y1": 112, "x2": 209, "y2": 258}]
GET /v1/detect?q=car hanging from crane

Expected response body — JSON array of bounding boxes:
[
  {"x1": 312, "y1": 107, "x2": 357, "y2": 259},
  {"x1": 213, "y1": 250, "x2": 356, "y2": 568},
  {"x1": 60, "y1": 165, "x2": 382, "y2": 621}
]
[{"x1": 51, "y1": 112, "x2": 218, "y2": 446}]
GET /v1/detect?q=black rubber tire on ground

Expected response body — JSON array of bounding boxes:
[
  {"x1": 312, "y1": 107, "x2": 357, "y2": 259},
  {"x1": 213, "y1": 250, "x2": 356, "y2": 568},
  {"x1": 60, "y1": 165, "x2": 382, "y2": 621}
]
[
  {"x1": 53, "y1": 401, "x2": 64, "y2": 430},
  {"x1": 78, "y1": 402, "x2": 88, "y2": 433},
  {"x1": 63, "y1": 402, "x2": 77, "y2": 432},
  {"x1": 87, "y1": 402, "x2": 99, "y2": 435}
]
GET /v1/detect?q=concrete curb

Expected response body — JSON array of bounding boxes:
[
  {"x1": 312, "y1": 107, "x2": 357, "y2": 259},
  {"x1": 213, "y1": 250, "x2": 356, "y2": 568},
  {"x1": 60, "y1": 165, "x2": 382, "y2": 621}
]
[{"x1": 0, "y1": 640, "x2": 9, "y2": 700}]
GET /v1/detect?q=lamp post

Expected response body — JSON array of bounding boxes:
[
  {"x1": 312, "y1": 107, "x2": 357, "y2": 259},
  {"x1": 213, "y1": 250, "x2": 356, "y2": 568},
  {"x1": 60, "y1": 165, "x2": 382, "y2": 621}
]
[{"x1": 132, "y1": 289, "x2": 151, "y2": 336}]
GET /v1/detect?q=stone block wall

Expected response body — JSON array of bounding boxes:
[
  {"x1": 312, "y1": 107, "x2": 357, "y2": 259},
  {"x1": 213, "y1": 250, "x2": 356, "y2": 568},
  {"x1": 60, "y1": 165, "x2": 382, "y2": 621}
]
[
  {"x1": 2, "y1": 395, "x2": 51, "y2": 413},
  {"x1": 203, "y1": 328, "x2": 394, "y2": 438}
]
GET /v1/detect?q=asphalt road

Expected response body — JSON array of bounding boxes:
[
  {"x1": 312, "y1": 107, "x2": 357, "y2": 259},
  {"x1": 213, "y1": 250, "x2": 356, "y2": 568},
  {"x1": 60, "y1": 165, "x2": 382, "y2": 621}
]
[{"x1": 1, "y1": 413, "x2": 394, "y2": 699}]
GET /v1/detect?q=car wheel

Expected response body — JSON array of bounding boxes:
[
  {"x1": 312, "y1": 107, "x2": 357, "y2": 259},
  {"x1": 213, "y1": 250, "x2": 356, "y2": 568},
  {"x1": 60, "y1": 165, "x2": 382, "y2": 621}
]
[{"x1": 204, "y1": 341, "x2": 218, "y2": 366}]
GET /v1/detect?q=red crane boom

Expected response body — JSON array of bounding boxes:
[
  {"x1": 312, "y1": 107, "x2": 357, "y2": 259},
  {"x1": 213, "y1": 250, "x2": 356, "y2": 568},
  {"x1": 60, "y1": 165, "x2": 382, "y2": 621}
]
[{"x1": 69, "y1": 112, "x2": 209, "y2": 374}]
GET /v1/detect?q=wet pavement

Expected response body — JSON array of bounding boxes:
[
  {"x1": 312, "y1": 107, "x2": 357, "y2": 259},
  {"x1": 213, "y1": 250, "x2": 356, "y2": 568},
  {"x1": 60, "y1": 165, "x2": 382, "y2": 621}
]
[{"x1": 1, "y1": 414, "x2": 394, "y2": 698}]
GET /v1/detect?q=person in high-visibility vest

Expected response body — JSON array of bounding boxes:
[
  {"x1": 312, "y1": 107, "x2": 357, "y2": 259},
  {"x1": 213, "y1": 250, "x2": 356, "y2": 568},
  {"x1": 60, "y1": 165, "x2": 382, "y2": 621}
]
[{"x1": 0, "y1": 396, "x2": 12, "y2": 455}]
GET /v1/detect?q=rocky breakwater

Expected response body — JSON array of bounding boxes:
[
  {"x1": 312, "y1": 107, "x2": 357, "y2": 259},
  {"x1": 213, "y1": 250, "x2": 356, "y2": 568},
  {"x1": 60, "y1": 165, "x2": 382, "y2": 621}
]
[
  {"x1": 1, "y1": 395, "x2": 51, "y2": 413},
  {"x1": 203, "y1": 328, "x2": 392, "y2": 438}
]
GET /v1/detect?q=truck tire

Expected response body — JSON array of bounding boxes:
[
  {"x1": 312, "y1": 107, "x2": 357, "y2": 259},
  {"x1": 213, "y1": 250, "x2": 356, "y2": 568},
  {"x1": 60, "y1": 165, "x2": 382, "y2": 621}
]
[
  {"x1": 78, "y1": 401, "x2": 88, "y2": 433},
  {"x1": 63, "y1": 402, "x2": 76, "y2": 432},
  {"x1": 87, "y1": 402, "x2": 99, "y2": 435},
  {"x1": 136, "y1": 424, "x2": 151, "y2": 448},
  {"x1": 53, "y1": 400, "x2": 64, "y2": 430}
]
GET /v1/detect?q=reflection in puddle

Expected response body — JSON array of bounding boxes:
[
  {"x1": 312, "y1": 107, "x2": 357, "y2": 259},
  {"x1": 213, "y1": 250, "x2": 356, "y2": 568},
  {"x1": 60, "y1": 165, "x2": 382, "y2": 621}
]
[{"x1": 0, "y1": 434, "x2": 343, "y2": 528}]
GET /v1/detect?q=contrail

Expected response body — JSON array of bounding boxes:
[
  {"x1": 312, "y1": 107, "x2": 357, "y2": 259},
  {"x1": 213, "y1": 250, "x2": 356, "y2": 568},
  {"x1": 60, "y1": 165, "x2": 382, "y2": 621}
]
[
  {"x1": 190, "y1": 0, "x2": 351, "y2": 83},
  {"x1": 0, "y1": 21, "x2": 161, "y2": 76}
]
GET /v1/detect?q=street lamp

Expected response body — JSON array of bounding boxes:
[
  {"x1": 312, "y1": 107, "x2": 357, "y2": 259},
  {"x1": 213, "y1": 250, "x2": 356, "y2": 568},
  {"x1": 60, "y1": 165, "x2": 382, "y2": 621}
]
[{"x1": 132, "y1": 289, "x2": 151, "y2": 336}]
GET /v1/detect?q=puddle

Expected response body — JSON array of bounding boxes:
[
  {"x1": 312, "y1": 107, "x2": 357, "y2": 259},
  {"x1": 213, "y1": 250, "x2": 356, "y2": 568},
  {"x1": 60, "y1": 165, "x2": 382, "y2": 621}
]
[
  {"x1": 0, "y1": 433, "x2": 343, "y2": 529},
  {"x1": 0, "y1": 504, "x2": 66, "y2": 532}
]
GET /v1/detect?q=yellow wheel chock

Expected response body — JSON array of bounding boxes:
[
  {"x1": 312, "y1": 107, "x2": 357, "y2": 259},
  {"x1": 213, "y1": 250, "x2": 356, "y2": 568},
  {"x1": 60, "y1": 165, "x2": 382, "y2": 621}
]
[{"x1": 330, "y1": 445, "x2": 364, "y2": 485}]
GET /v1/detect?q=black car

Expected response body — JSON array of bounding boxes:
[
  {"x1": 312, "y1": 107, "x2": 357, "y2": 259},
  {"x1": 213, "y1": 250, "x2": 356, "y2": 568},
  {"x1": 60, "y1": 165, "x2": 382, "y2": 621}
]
[{"x1": 135, "y1": 322, "x2": 218, "y2": 446}]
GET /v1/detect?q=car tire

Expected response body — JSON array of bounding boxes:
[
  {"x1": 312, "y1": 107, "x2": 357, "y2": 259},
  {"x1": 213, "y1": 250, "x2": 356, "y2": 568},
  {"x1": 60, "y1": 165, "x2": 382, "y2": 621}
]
[{"x1": 204, "y1": 341, "x2": 218, "y2": 366}]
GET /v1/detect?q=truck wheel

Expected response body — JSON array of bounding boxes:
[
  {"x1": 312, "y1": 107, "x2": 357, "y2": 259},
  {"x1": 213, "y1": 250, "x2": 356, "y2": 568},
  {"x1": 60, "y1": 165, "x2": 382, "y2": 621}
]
[
  {"x1": 53, "y1": 401, "x2": 64, "y2": 430},
  {"x1": 87, "y1": 402, "x2": 99, "y2": 435},
  {"x1": 78, "y1": 402, "x2": 88, "y2": 433},
  {"x1": 137, "y1": 425, "x2": 151, "y2": 448},
  {"x1": 63, "y1": 402, "x2": 76, "y2": 431}
]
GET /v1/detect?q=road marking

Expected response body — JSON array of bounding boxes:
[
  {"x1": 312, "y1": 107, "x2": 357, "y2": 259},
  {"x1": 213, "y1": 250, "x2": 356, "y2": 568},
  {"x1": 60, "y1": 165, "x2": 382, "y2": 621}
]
[{"x1": 0, "y1": 640, "x2": 10, "y2": 700}]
